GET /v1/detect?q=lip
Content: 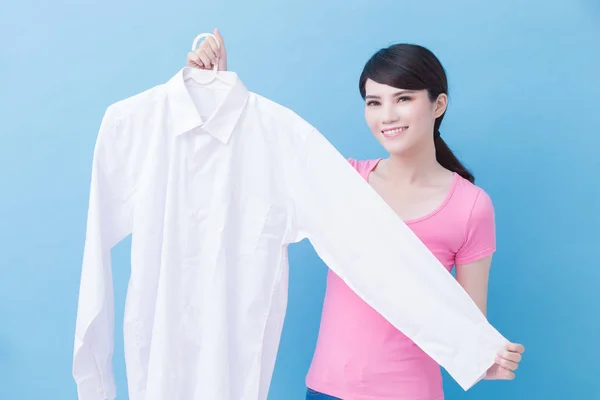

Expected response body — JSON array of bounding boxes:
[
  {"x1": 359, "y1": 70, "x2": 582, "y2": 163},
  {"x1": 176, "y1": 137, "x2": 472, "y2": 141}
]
[{"x1": 381, "y1": 126, "x2": 408, "y2": 138}]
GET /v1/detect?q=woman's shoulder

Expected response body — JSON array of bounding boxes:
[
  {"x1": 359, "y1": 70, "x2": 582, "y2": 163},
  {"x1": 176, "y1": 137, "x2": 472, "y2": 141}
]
[
  {"x1": 451, "y1": 174, "x2": 495, "y2": 221},
  {"x1": 450, "y1": 175, "x2": 497, "y2": 263}
]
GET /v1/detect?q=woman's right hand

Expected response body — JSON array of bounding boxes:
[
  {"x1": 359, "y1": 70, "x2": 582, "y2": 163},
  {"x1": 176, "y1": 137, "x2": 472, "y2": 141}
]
[{"x1": 186, "y1": 28, "x2": 227, "y2": 71}]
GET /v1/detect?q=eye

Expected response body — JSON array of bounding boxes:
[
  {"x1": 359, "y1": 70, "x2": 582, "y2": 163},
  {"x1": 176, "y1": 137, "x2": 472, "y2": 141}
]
[
  {"x1": 366, "y1": 100, "x2": 381, "y2": 106},
  {"x1": 397, "y1": 96, "x2": 411, "y2": 102}
]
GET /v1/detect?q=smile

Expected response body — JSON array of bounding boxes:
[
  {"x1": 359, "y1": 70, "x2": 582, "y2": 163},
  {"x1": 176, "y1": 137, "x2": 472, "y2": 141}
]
[{"x1": 381, "y1": 126, "x2": 408, "y2": 138}]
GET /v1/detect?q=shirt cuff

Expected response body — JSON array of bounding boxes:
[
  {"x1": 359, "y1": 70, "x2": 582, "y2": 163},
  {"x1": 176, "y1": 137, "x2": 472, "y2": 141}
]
[{"x1": 450, "y1": 322, "x2": 508, "y2": 391}]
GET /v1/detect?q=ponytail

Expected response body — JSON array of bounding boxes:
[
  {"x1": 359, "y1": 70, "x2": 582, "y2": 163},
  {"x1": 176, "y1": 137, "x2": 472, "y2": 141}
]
[{"x1": 434, "y1": 131, "x2": 474, "y2": 183}]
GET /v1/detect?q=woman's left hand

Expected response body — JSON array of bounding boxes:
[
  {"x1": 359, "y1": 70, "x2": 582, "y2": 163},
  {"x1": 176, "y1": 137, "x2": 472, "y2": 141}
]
[{"x1": 484, "y1": 342, "x2": 525, "y2": 380}]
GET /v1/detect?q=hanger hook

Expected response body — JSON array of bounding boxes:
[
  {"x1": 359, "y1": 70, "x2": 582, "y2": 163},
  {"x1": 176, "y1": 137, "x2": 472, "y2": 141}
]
[{"x1": 192, "y1": 33, "x2": 221, "y2": 74}]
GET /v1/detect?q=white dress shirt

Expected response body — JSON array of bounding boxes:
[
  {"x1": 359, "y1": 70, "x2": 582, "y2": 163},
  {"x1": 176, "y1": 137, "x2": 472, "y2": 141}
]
[{"x1": 74, "y1": 67, "x2": 508, "y2": 400}]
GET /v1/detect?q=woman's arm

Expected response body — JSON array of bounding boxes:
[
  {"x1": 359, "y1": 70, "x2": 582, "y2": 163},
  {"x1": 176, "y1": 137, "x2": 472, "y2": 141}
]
[
  {"x1": 455, "y1": 255, "x2": 492, "y2": 316},
  {"x1": 456, "y1": 255, "x2": 525, "y2": 380}
]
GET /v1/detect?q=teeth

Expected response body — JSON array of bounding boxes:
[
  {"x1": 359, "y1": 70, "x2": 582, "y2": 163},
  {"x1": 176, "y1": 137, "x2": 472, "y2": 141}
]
[{"x1": 383, "y1": 127, "x2": 406, "y2": 135}]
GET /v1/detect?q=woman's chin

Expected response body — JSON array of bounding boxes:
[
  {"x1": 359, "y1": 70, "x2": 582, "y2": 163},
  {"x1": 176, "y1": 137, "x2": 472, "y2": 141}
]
[{"x1": 378, "y1": 138, "x2": 412, "y2": 156}]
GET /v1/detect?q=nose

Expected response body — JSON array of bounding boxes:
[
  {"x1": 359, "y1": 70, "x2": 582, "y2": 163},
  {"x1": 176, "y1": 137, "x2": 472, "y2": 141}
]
[{"x1": 381, "y1": 103, "x2": 400, "y2": 124}]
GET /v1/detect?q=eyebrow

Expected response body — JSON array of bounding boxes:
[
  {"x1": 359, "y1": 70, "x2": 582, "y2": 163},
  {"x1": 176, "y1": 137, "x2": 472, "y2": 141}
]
[{"x1": 365, "y1": 90, "x2": 416, "y2": 100}]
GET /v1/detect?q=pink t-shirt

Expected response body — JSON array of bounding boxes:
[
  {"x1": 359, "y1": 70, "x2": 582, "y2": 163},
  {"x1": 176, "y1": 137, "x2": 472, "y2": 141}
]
[{"x1": 305, "y1": 158, "x2": 496, "y2": 400}]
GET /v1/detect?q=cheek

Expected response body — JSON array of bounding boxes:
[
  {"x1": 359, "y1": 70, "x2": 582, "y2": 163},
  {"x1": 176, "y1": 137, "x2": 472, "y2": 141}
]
[
  {"x1": 364, "y1": 109, "x2": 379, "y2": 132},
  {"x1": 403, "y1": 104, "x2": 433, "y2": 132}
]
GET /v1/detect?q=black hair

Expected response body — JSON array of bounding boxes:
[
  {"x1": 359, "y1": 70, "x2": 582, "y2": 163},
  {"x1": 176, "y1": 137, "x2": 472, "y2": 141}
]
[{"x1": 359, "y1": 44, "x2": 474, "y2": 183}]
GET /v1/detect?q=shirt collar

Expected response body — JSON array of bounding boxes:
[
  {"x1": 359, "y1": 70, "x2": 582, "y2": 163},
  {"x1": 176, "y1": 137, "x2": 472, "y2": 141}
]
[{"x1": 165, "y1": 67, "x2": 249, "y2": 143}]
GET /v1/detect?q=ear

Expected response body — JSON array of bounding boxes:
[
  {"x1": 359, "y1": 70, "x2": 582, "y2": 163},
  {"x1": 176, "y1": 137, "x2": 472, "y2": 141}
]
[{"x1": 433, "y1": 93, "x2": 448, "y2": 118}]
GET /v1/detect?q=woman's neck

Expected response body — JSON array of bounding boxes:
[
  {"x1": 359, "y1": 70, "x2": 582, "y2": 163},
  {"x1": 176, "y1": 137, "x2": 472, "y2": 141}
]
[{"x1": 382, "y1": 145, "x2": 443, "y2": 185}]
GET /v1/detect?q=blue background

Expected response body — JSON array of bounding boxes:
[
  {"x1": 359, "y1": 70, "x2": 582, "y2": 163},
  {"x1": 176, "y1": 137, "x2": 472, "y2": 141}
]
[{"x1": 1, "y1": 0, "x2": 598, "y2": 398}]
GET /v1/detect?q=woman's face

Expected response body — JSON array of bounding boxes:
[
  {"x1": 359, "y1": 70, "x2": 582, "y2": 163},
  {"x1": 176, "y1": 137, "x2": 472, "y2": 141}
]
[{"x1": 364, "y1": 78, "x2": 446, "y2": 156}]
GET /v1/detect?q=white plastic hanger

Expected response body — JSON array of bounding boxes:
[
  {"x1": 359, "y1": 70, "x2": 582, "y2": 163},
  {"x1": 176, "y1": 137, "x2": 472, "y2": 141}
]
[{"x1": 185, "y1": 32, "x2": 233, "y2": 85}]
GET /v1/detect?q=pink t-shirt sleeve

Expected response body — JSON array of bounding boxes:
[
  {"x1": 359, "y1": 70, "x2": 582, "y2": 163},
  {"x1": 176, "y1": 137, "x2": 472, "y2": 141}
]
[
  {"x1": 347, "y1": 157, "x2": 360, "y2": 171},
  {"x1": 347, "y1": 158, "x2": 378, "y2": 179},
  {"x1": 454, "y1": 189, "x2": 496, "y2": 265}
]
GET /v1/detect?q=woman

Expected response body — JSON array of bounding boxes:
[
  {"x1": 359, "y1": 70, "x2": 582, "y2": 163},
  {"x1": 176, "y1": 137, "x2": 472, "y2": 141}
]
[{"x1": 187, "y1": 29, "x2": 525, "y2": 400}]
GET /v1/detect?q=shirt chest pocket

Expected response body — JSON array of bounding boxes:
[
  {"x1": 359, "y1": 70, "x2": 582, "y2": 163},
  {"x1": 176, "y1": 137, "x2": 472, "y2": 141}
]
[
  {"x1": 235, "y1": 199, "x2": 290, "y2": 311},
  {"x1": 235, "y1": 195, "x2": 273, "y2": 255},
  {"x1": 221, "y1": 195, "x2": 285, "y2": 256}
]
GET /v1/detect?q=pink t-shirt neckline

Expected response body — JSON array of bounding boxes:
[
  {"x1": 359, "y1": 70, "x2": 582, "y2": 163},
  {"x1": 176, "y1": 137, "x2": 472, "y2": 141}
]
[{"x1": 365, "y1": 158, "x2": 460, "y2": 225}]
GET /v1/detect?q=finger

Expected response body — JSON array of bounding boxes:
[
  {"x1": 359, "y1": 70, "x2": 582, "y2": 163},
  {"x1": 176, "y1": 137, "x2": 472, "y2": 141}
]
[
  {"x1": 187, "y1": 52, "x2": 204, "y2": 69},
  {"x1": 500, "y1": 350, "x2": 522, "y2": 363},
  {"x1": 506, "y1": 342, "x2": 525, "y2": 353},
  {"x1": 198, "y1": 42, "x2": 217, "y2": 65},
  {"x1": 204, "y1": 42, "x2": 218, "y2": 65},
  {"x1": 495, "y1": 356, "x2": 519, "y2": 371},
  {"x1": 502, "y1": 367, "x2": 516, "y2": 380},
  {"x1": 214, "y1": 28, "x2": 226, "y2": 56},
  {"x1": 195, "y1": 50, "x2": 212, "y2": 69},
  {"x1": 206, "y1": 37, "x2": 221, "y2": 59},
  {"x1": 214, "y1": 28, "x2": 224, "y2": 46}
]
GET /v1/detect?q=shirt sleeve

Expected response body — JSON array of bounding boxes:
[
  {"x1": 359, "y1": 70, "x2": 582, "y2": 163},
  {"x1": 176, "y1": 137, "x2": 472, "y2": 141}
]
[
  {"x1": 455, "y1": 190, "x2": 496, "y2": 265},
  {"x1": 73, "y1": 106, "x2": 135, "y2": 400},
  {"x1": 286, "y1": 129, "x2": 508, "y2": 391}
]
